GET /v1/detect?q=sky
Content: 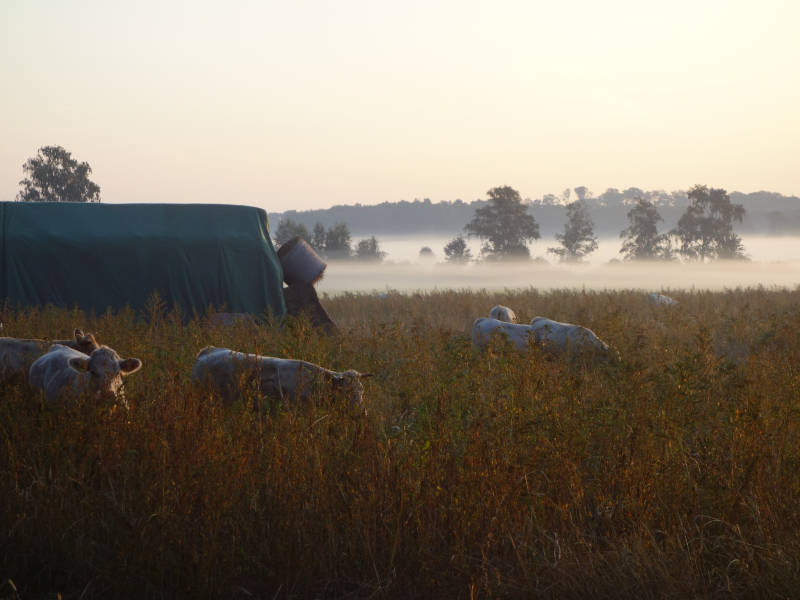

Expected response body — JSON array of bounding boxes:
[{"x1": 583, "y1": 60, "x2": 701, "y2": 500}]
[{"x1": 2, "y1": 0, "x2": 799, "y2": 212}]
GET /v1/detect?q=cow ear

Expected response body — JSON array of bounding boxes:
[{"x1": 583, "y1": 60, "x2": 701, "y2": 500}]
[
  {"x1": 68, "y1": 356, "x2": 89, "y2": 372},
  {"x1": 359, "y1": 373, "x2": 373, "y2": 379},
  {"x1": 119, "y1": 358, "x2": 142, "y2": 375},
  {"x1": 74, "y1": 328, "x2": 85, "y2": 340}
]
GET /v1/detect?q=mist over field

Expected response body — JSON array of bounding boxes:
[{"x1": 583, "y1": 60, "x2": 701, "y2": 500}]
[{"x1": 317, "y1": 235, "x2": 800, "y2": 294}]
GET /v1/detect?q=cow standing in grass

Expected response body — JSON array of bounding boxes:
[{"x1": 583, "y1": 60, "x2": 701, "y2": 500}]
[
  {"x1": 0, "y1": 329, "x2": 100, "y2": 385},
  {"x1": 472, "y1": 317, "x2": 534, "y2": 353},
  {"x1": 529, "y1": 317, "x2": 617, "y2": 362},
  {"x1": 647, "y1": 293, "x2": 678, "y2": 306},
  {"x1": 192, "y1": 346, "x2": 371, "y2": 409},
  {"x1": 29, "y1": 344, "x2": 142, "y2": 407},
  {"x1": 473, "y1": 316, "x2": 617, "y2": 362}
]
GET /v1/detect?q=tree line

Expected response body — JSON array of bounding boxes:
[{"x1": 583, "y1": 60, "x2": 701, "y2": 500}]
[
  {"x1": 448, "y1": 185, "x2": 747, "y2": 263},
  {"x1": 11, "y1": 145, "x2": 750, "y2": 263},
  {"x1": 273, "y1": 220, "x2": 387, "y2": 262},
  {"x1": 277, "y1": 184, "x2": 747, "y2": 264},
  {"x1": 271, "y1": 188, "x2": 795, "y2": 238}
]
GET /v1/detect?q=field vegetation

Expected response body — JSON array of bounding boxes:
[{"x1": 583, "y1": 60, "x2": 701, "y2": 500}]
[{"x1": 2, "y1": 288, "x2": 800, "y2": 598}]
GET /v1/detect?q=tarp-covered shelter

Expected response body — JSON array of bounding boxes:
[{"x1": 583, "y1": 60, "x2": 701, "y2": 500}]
[{"x1": 0, "y1": 202, "x2": 286, "y2": 320}]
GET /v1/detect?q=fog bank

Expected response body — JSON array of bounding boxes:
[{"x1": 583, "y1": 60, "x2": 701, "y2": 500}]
[
  {"x1": 316, "y1": 260, "x2": 800, "y2": 295},
  {"x1": 375, "y1": 234, "x2": 800, "y2": 265}
]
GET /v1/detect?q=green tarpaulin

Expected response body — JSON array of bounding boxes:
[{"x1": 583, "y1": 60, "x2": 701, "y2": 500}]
[{"x1": 0, "y1": 202, "x2": 286, "y2": 320}]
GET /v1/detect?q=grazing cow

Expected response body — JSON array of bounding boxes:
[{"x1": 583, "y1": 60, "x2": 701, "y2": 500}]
[
  {"x1": 0, "y1": 329, "x2": 100, "y2": 384},
  {"x1": 489, "y1": 305, "x2": 518, "y2": 323},
  {"x1": 29, "y1": 344, "x2": 142, "y2": 407},
  {"x1": 529, "y1": 317, "x2": 617, "y2": 361},
  {"x1": 472, "y1": 317, "x2": 535, "y2": 353},
  {"x1": 191, "y1": 346, "x2": 371, "y2": 408},
  {"x1": 647, "y1": 293, "x2": 678, "y2": 306}
]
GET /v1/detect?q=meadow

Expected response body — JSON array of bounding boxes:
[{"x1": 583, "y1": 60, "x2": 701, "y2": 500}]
[{"x1": 2, "y1": 287, "x2": 800, "y2": 599}]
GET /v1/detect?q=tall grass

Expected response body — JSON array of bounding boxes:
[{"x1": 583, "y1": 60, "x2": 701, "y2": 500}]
[{"x1": 2, "y1": 288, "x2": 800, "y2": 598}]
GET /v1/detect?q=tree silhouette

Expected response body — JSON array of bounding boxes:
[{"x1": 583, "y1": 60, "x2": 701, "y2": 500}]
[
  {"x1": 671, "y1": 185, "x2": 746, "y2": 261},
  {"x1": 17, "y1": 145, "x2": 101, "y2": 203},
  {"x1": 619, "y1": 197, "x2": 673, "y2": 260},
  {"x1": 548, "y1": 200, "x2": 598, "y2": 262},
  {"x1": 355, "y1": 236, "x2": 386, "y2": 262},
  {"x1": 443, "y1": 236, "x2": 472, "y2": 263},
  {"x1": 274, "y1": 219, "x2": 309, "y2": 246},
  {"x1": 464, "y1": 186, "x2": 540, "y2": 259},
  {"x1": 573, "y1": 186, "x2": 591, "y2": 201},
  {"x1": 311, "y1": 223, "x2": 327, "y2": 254},
  {"x1": 325, "y1": 222, "x2": 353, "y2": 260}
]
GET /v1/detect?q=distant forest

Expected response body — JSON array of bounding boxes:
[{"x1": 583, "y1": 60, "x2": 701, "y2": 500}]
[{"x1": 269, "y1": 188, "x2": 800, "y2": 238}]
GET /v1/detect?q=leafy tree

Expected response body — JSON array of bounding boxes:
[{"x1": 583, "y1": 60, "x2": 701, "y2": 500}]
[
  {"x1": 274, "y1": 218, "x2": 310, "y2": 246},
  {"x1": 619, "y1": 197, "x2": 673, "y2": 260},
  {"x1": 355, "y1": 236, "x2": 386, "y2": 262},
  {"x1": 311, "y1": 223, "x2": 327, "y2": 254},
  {"x1": 419, "y1": 246, "x2": 434, "y2": 260},
  {"x1": 325, "y1": 222, "x2": 352, "y2": 260},
  {"x1": 548, "y1": 200, "x2": 598, "y2": 262},
  {"x1": 17, "y1": 145, "x2": 101, "y2": 203},
  {"x1": 599, "y1": 187, "x2": 623, "y2": 205},
  {"x1": 716, "y1": 231, "x2": 748, "y2": 260},
  {"x1": 463, "y1": 186, "x2": 540, "y2": 259},
  {"x1": 671, "y1": 185, "x2": 747, "y2": 261},
  {"x1": 443, "y1": 236, "x2": 472, "y2": 263},
  {"x1": 573, "y1": 186, "x2": 591, "y2": 201}
]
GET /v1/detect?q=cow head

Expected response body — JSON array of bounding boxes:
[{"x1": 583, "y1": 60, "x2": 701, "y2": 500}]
[
  {"x1": 68, "y1": 346, "x2": 142, "y2": 406},
  {"x1": 330, "y1": 370, "x2": 372, "y2": 408}
]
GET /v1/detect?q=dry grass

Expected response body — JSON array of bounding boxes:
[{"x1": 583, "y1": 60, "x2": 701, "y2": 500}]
[{"x1": 2, "y1": 287, "x2": 800, "y2": 599}]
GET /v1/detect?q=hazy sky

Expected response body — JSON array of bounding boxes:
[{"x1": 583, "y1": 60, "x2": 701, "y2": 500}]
[{"x1": 2, "y1": 0, "x2": 799, "y2": 212}]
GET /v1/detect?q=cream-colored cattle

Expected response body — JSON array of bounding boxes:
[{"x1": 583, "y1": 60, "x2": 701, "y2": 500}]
[
  {"x1": 647, "y1": 293, "x2": 678, "y2": 306},
  {"x1": 488, "y1": 305, "x2": 517, "y2": 323},
  {"x1": 0, "y1": 329, "x2": 100, "y2": 384},
  {"x1": 191, "y1": 346, "x2": 371, "y2": 409},
  {"x1": 29, "y1": 344, "x2": 142, "y2": 407},
  {"x1": 472, "y1": 317, "x2": 534, "y2": 352},
  {"x1": 530, "y1": 317, "x2": 616, "y2": 361}
]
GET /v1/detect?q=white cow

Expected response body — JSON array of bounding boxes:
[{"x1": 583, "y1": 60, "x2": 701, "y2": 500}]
[
  {"x1": 647, "y1": 293, "x2": 678, "y2": 306},
  {"x1": 191, "y1": 346, "x2": 371, "y2": 408},
  {"x1": 488, "y1": 305, "x2": 517, "y2": 323},
  {"x1": 529, "y1": 317, "x2": 616, "y2": 361},
  {"x1": 0, "y1": 329, "x2": 100, "y2": 385},
  {"x1": 472, "y1": 317, "x2": 535, "y2": 352},
  {"x1": 29, "y1": 344, "x2": 142, "y2": 407}
]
